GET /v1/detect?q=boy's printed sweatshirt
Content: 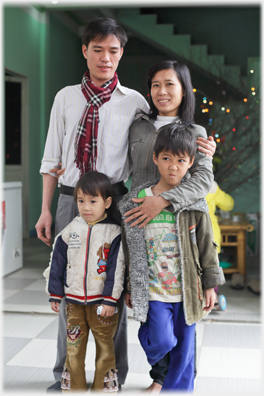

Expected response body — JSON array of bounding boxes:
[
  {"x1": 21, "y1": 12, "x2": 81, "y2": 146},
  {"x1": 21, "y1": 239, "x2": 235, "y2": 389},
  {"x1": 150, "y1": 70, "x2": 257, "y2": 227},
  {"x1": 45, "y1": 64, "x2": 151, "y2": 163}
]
[
  {"x1": 43, "y1": 215, "x2": 125, "y2": 307},
  {"x1": 118, "y1": 179, "x2": 225, "y2": 324},
  {"x1": 139, "y1": 187, "x2": 183, "y2": 303}
]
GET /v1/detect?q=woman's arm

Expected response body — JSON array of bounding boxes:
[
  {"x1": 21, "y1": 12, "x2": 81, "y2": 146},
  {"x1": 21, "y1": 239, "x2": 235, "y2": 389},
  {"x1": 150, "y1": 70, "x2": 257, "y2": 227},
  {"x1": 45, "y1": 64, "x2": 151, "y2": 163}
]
[{"x1": 125, "y1": 127, "x2": 215, "y2": 228}]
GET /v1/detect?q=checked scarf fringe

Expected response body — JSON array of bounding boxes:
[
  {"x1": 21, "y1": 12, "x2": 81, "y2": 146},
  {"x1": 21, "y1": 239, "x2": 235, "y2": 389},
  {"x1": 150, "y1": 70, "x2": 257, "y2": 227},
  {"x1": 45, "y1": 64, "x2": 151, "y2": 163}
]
[{"x1": 74, "y1": 71, "x2": 118, "y2": 176}]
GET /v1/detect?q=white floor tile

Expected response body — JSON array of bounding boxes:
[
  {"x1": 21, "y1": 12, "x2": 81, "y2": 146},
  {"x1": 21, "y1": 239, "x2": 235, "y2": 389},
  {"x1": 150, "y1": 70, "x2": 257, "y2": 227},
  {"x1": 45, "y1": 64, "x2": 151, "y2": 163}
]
[
  {"x1": 2, "y1": 304, "x2": 56, "y2": 314},
  {"x1": 6, "y1": 268, "x2": 45, "y2": 279},
  {"x1": 196, "y1": 322, "x2": 205, "y2": 348},
  {"x1": 84, "y1": 340, "x2": 96, "y2": 371},
  {"x1": 2, "y1": 289, "x2": 20, "y2": 300},
  {"x1": 123, "y1": 373, "x2": 152, "y2": 392},
  {"x1": 127, "y1": 318, "x2": 141, "y2": 344},
  {"x1": 198, "y1": 347, "x2": 262, "y2": 379},
  {"x1": 6, "y1": 339, "x2": 57, "y2": 368},
  {"x1": 24, "y1": 278, "x2": 47, "y2": 291},
  {"x1": 2, "y1": 313, "x2": 57, "y2": 338}
]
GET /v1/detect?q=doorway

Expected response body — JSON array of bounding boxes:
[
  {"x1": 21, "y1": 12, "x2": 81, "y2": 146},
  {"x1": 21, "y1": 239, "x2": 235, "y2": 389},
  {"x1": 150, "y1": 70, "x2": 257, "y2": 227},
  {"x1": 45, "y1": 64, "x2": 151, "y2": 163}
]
[{"x1": 4, "y1": 70, "x2": 29, "y2": 239}]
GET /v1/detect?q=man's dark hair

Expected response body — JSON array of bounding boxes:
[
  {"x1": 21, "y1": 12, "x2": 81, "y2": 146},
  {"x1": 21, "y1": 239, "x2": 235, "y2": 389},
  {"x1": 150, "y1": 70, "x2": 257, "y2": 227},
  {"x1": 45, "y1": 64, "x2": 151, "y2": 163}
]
[
  {"x1": 74, "y1": 171, "x2": 117, "y2": 215},
  {"x1": 154, "y1": 124, "x2": 196, "y2": 160},
  {"x1": 147, "y1": 60, "x2": 195, "y2": 125},
  {"x1": 82, "y1": 17, "x2": 128, "y2": 48}
]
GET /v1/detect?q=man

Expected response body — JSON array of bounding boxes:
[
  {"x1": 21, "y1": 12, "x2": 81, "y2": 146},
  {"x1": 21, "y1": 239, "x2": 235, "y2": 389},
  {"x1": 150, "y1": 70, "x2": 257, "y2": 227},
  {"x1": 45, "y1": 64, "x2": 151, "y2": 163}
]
[
  {"x1": 36, "y1": 17, "x2": 215, "y2": 392},
  {"x1": 36, "y1": 18, "x2": 149, "y2": 391}
]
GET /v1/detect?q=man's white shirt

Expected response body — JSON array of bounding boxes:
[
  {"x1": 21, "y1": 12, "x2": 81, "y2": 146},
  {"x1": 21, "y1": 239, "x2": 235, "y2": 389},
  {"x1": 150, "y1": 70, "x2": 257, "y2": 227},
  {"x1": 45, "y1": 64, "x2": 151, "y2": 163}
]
[{"x1": 40, "y1": 81, "x2": 149, "y2": 186}]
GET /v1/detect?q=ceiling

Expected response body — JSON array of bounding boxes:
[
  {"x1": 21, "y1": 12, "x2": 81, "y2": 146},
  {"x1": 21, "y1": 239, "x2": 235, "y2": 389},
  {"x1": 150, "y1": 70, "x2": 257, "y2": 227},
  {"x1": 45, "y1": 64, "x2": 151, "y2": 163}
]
[{"x1": 35, "y1": 2, "x2": 152, "y2": 37}]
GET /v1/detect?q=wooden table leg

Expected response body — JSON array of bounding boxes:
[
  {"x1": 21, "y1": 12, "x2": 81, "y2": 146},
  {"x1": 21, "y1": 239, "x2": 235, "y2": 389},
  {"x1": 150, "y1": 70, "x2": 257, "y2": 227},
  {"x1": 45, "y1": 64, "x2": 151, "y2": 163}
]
[{"x1": 237, "y1": 230, "x2": 246, "y2": 282}]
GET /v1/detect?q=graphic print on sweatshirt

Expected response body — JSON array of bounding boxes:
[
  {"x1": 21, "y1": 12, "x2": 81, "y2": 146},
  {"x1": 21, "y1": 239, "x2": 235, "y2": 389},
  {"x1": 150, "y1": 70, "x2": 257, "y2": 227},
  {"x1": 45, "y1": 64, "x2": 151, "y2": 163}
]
[{"x1": 138, "y1": 188, "x2": 182, "y2": 302}]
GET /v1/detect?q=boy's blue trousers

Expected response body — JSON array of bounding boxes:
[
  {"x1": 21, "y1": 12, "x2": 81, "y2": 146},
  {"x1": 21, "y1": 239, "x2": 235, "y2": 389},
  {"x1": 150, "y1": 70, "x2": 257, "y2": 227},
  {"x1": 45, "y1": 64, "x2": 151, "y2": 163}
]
[{"x1": 138, "y1": 301, "x2": 195, "y2": 391}]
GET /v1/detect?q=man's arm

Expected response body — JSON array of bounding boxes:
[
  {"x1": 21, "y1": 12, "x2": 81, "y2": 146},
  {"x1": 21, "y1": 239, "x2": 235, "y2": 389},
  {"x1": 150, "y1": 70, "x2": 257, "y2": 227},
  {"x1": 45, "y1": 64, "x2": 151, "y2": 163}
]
[{"x1": 35, "y1": 174, "x2": 58, "y2": 246}]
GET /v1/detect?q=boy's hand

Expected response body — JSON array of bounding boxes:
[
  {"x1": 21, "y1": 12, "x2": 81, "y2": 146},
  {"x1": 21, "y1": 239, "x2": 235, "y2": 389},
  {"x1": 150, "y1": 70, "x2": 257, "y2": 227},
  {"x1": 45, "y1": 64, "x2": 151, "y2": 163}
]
[
  {"x1": 51, "y1": 301, "x2": 60, "y2": 313},
  {"x1": 196, "y1": 136, "x2": 216, "y2": 159},
  {"x1": 100, "y1": 304, "x2": 116, "y2": 317},
  {"x1": 203, "y1": 288, "x2": 216, "y2": 311},
  {"x1": 125, "y1": 292, "x2": 133, "y2": 309},
  {"x1": 124, "y1": 196, "x2": 169, "y2": 228}
]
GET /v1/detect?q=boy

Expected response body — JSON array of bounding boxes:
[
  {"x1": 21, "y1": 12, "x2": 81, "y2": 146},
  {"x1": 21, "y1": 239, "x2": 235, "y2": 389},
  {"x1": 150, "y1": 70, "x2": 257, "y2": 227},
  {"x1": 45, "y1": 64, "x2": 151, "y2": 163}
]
[
  {"x1": 118, "y1": 124, "x2": 225, "y2": 391},
  {"x1": 44, "y1": 172, "x2": 125, "y2": 392}
]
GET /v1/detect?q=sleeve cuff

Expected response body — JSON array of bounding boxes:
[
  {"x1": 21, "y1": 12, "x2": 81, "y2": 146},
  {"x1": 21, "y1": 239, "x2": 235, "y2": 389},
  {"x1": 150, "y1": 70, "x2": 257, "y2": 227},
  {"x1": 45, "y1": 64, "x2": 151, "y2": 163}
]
[
  {"x1": 102, "y1": 299, "x2": 117, "y2": 307},
  {"x1": 203, "y1": 267, "x2": 226, "y2": 289},
  {"x1": 49, "y1": 294, "x2": 63, "y2": 303},
  {"x1": 40, "y1": 160, "x2": 61, "y2": 177}
]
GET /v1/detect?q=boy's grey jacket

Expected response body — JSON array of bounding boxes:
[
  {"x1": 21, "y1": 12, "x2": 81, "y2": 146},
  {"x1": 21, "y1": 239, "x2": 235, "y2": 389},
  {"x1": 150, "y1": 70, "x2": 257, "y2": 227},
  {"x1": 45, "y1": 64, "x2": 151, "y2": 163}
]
[
  {"x1": 118, "y1": 179, "x2": 225, "y2": 325},
  {"x1": 129, "y1": 114, "x2": 214, "y2": 212}
]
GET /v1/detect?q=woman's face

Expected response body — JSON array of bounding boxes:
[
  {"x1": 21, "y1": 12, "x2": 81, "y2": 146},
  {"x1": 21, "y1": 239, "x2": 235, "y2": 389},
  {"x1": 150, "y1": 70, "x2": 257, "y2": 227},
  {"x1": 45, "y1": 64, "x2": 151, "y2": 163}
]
[{"x1": 150, "y1": 68, "x2": 184, "y2": 117}]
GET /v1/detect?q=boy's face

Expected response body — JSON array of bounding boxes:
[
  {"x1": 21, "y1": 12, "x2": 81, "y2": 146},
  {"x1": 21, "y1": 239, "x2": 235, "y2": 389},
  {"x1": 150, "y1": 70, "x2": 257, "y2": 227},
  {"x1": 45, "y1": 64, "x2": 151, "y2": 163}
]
[
  {"x1": 153, "y1": 149, "x2": 194, "y2": 189},
  {"x1": 82, "y1": 34, "x2": 123, "y2": 87},
  {"x1": 77, "y1": 189, "x2": 112, "y2": 224}
]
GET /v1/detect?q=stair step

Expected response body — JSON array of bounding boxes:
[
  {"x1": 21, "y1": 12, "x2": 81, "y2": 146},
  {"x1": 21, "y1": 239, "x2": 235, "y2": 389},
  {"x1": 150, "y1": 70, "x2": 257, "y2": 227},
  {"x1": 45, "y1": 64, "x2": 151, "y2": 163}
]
[
  {"x1": 221, "y1": 65, "x2": 241, "y2": 88},
  {"x1": 165, "y1": 35, "x2": 192, "y2": 57},
  {"x1": 189, "y1": 45, "x2": 208, "y2": 68},
  {"x1": 119, "y1": 13, "x2": 244, "y2": 90},
  {"x1": 142, "y1": 24, "x2": 175, "y2": 39},
  {"x1": 121, "y1": 14, "x2": 157, "y2": 26},
  {"x1": 207, "y1": 54, "x2": 225, "y2": 76},
  {"x1": 117, "y1": 8, "x2": 141, "y2": 18}
]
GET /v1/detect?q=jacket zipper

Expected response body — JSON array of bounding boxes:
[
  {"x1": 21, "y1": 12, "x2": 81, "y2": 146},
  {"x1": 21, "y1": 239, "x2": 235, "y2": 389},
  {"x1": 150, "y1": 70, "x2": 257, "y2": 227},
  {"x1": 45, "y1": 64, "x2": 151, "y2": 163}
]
[{"x1": 83, "y1": 225, "x2": 92, "y2": 304}]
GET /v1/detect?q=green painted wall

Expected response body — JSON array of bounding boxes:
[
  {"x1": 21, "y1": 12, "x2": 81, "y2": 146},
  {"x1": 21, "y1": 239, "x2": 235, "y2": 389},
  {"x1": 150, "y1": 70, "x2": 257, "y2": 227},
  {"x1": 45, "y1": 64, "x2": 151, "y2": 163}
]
[
  {"x1": 141, "y1": 6, "x2": 260, "y2": 75},
  {"x1": 3, "y1": 5, "x2": 260, "y2": 237},
  {"x1": 4, "y1": 6, "x2": 84, "y2": 235},
  {"x1": 117, "y1": 7, "x2": 260, "y2": 214}
]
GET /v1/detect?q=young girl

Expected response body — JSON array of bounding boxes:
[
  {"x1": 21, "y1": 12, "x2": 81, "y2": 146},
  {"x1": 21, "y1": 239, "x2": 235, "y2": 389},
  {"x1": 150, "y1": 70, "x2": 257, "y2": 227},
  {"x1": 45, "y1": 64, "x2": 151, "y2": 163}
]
[{"x1": 44, "y1": 171, "x2": 125, "y2": 392}]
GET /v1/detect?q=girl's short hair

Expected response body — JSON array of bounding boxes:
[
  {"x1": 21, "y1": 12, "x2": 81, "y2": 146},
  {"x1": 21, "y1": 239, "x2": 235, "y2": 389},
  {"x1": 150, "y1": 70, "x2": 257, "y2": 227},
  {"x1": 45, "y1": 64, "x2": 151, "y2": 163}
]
[
  {"x1": 74, "y1": 171, "x2": 117, "y2": 215},
  {"x1": 147, "y1": 60, "x2": 195, "y2": 125},
  {"x1": 154, "y1": 124, "x2": 196, "y2": 160}
]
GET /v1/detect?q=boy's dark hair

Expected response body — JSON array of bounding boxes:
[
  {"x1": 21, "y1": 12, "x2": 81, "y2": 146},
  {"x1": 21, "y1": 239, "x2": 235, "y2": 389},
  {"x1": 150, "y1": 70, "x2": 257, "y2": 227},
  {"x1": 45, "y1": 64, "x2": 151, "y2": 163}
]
[
  {"x1": 147, "y1": 60, "x2": 195, "y2": 125},
  {"x1": 82, "y1": 17, "x2": 128, "y2": 48},
  {"x1": 74, "y1": 171, "x2": 117, "y2": 215},
  {"x1": 154, "y1": 124, "x2": 196, "y2": 160}
]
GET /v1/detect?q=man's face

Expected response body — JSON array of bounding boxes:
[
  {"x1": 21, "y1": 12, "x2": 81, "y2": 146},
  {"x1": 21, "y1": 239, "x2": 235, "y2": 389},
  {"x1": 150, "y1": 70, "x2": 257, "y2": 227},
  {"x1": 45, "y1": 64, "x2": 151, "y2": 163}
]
[{"x1": 82, "y1": 34, "x2": 123, "y2": 87}]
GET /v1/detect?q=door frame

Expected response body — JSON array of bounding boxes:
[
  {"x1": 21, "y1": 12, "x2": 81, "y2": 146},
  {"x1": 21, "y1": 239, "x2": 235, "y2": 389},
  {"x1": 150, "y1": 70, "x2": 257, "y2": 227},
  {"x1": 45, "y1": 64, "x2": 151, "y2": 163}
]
[{"x1": 4, "y1": 69, "x2": 29, "y2": 239}]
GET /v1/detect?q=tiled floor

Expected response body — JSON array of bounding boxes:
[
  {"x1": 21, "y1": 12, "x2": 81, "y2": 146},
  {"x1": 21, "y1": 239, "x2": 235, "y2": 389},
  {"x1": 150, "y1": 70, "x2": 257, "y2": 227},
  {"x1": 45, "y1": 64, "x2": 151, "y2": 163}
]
[{"x1": 2, "y1": 237, "x2": 263, "y2": 393}]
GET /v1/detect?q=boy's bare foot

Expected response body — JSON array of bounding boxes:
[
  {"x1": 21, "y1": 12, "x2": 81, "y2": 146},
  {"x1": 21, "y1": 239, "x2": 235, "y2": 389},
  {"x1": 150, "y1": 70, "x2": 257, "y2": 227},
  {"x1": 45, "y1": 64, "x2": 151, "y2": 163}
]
[{"x1": 142, "y1": 382, "x2": 162, "y2": 393}]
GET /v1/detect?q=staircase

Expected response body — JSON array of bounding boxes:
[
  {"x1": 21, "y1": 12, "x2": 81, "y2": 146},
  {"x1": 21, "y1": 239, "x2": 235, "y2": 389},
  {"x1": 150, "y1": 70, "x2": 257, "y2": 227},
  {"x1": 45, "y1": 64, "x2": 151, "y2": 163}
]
[{"x1": 118, "y1": 11, "x2": 246, "y2": 92}]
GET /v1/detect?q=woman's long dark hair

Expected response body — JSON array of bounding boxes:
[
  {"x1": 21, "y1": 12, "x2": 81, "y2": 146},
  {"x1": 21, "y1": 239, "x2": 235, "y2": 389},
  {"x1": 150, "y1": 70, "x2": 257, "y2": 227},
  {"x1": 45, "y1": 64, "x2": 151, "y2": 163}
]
[{"x1": 147, "y1": 60, "x2": 195, "y2": 125}]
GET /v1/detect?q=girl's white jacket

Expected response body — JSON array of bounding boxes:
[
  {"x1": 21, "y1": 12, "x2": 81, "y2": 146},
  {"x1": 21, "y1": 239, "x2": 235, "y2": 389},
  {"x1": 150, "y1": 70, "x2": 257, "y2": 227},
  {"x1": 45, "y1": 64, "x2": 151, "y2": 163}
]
[{"x1": 43, "y1": 215, "x2": 125, "y2": 307}]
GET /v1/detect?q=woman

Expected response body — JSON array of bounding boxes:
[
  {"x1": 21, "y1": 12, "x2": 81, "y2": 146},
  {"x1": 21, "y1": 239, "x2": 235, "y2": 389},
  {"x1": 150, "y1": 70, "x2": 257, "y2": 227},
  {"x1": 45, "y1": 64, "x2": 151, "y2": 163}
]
[
  {"x1": 123, "y1": 59, "x2": 216, "y2": 392},
  {"x1": 124, "y1": 60, "x2": 215, "y2": 229}
]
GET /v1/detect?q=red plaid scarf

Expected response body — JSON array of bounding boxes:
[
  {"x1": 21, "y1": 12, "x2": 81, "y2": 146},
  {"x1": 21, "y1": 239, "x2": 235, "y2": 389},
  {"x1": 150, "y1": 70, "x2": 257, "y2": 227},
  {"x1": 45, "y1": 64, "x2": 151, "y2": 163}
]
[{"x1": 74, "y1": 71, "x2": 118, "y2": 175}]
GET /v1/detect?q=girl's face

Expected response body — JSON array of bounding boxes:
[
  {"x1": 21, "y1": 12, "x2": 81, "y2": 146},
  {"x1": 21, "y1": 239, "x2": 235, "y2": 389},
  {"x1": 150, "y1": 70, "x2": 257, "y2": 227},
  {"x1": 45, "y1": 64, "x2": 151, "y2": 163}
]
[
  {"x1": 76, "y1": 189, "x2": 112, "y2": 224},
  {"x1": 150, "y1": 68, "x2": 184, "y2": 117}
]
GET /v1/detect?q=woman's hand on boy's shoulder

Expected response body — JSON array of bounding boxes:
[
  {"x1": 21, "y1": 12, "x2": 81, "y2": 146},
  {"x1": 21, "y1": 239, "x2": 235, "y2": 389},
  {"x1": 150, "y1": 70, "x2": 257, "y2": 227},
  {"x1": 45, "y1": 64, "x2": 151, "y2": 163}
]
[
  {"x1": 124, "y1": 195, "x2": 169, "y2": 228},
  {"x1": 196, "y1": 136, "x2": 216, "y2": 159}
]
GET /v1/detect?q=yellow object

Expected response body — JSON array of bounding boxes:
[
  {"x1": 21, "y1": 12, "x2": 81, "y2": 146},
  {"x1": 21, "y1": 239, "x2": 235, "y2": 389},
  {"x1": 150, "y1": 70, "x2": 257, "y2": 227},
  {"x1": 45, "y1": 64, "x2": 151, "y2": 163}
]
[{"x1": 205, "y1": 181, "x2": 234, "y2": 253}]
